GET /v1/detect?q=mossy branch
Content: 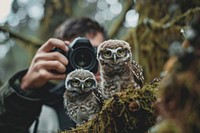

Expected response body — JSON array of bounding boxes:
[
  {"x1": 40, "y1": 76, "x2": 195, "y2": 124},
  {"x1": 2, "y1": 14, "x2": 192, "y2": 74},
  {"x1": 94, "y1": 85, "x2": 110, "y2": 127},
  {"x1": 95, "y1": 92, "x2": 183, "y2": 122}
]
[
  {"x1": 164, "y1": 6, "x2": 200, "y2": 29},
  {"x1": 141, "y1": 6, "x2": 200, "y2": 30},
  {"x1": 60, "y1": 83, "x2": 159, "y2": 133},
  {"x1": 0, "y1": 26, "x2": 43, "y2": 48}
]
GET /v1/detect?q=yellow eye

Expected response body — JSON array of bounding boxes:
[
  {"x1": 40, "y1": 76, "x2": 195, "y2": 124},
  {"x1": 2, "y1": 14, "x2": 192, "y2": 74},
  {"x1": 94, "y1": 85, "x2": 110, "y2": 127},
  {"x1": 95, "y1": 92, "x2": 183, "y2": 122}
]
[
  {"x1": 71, "y1": 79, "x2": 80, "y2": 87},
  {"x1": 103, "y1": 51, "x2": 112, "y2": 58},
  {"x1": 117, "y1": 49, "x2": 125, "y2": 56},
  {"x1": 85, "y1": 80, "x2": 93, "y2": 87}
]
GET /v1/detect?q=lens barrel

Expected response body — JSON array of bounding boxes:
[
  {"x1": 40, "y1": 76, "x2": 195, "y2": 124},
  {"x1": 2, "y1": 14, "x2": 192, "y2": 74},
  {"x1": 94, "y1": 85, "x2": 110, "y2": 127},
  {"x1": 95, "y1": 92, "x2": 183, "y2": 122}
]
[{"x1": 66, "y1": 37, "x2": 98, "y2": 73}]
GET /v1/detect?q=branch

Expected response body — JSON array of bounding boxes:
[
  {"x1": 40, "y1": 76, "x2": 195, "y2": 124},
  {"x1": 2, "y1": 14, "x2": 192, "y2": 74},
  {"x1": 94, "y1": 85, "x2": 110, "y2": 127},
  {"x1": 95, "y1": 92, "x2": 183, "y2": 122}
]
[
  {"x1": 108, "y1": 0, "x2": 133, "y2": 38},
  {"x1": 60, "y1": 83, "x2": 159, "y2": 133},
  {"x1": 141, "y1": 6, "x2": 200, "y2": 30},
  {"x1": 64, "y1": 0, "x2": 72, "y2": 16},
  {"x1": 165, "y1": 6, "x2": 200, "y2": 29},
  {"x1": 0, "y1": 26, "x2": 43, "y2": 48}
]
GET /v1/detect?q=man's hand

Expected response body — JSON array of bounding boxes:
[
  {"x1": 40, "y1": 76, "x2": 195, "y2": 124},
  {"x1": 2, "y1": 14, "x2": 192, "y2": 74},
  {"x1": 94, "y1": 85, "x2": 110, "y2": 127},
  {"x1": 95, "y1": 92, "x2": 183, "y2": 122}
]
[{"x1": 20, "y1": 38, "x2": 70, "y2": 90}]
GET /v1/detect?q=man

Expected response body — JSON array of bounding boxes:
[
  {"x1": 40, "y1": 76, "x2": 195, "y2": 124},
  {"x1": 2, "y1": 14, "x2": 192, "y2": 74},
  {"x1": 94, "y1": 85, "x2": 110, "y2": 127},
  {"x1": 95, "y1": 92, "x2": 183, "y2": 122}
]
[{"x1": 0, "y1": 17, "x2": 106, "y2": 133}]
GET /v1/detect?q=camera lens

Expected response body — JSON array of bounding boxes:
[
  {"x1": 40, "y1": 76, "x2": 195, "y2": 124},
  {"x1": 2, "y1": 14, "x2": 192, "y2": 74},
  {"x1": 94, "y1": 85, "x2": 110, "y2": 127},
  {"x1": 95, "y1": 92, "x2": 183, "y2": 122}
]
[
  {"x1": 70, "y1": 47, "x2": 97, "y2": 70},
  {"x1": 74, "y1": 49, "x2": 91, "y2": 67}
]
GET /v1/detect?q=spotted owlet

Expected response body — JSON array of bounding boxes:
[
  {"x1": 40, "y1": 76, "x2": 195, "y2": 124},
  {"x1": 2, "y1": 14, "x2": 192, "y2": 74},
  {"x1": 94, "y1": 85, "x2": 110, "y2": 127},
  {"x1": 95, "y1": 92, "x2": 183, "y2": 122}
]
[
  {"x1": 97, "y1": 39, "x2": 144, "y2": 99},
  {"x1": 63, "y1": 69, "x2": 103, "y2": 125}
]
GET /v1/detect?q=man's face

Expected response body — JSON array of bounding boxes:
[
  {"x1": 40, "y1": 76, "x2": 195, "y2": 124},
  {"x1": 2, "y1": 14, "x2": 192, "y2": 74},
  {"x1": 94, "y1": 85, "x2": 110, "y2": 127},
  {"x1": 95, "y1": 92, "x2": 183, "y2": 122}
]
[
  {"x1": 86, "y1": 32, "x2": 105, "y2": 47},
  {"x1": 86, "y1": 32, "x2": 105, "y2": 82}
]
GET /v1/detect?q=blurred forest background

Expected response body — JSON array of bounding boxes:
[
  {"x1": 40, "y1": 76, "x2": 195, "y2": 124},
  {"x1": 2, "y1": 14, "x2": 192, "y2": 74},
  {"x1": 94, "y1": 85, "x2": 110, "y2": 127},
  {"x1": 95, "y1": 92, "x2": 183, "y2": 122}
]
[{"x1": 0, "y1": 0, "x2": 200, "y2": 87}]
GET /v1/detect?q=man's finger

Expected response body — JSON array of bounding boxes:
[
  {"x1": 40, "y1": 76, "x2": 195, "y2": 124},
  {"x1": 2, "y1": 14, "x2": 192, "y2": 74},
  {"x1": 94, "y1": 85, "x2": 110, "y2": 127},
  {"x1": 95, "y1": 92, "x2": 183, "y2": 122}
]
[{"x1": 39, "y1": 38, "x2": 68, "y2": 53}]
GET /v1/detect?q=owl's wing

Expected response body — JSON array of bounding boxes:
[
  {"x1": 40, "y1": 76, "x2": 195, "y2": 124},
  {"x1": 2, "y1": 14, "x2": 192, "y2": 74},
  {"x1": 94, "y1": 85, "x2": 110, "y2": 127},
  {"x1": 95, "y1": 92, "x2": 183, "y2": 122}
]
[
  {"x1": 63, "y1": 90, "x2": 77, "y2": 102},
  {"x1": 149, "y1": 76, "x2": 163, "y2": 85},
  {"x1": 93, "y1": 86, "x2": 105, "y2": 107},
  {"x1": 130, "y1": 60, "x2": 144, "y2": 88}
]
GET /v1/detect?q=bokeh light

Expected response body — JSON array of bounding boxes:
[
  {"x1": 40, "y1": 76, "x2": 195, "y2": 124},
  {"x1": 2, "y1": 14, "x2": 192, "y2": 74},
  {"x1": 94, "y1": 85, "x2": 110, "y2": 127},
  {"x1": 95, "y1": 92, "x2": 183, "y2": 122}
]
[
  {"x1": 0, "y1": 0, "x2": 14, "y2": 23},
  {"x1": 106, "y1": 0, "x2": 117, "y2": 5},
  {"x1": 0, "y1": 44, "x2": 10, "y2": 59},
  {"x1": 124, "y1": 9, "x2": 139, "y2": 27},
  {"x1": 27, "y1": 2, "x2": 44, "y2": 20},
  {"x1": 109, "y1": 1, "x2": 122, "y2": 15},
  {"x1": 86, "y1": 0, "x2": 97, "y2": 3}
]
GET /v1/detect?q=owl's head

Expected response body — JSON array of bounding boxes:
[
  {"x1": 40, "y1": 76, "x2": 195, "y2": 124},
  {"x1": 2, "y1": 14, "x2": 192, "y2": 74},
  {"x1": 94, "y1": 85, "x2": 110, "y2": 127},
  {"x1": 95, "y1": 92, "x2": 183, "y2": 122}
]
[
  {"x1": 97, "y1": 39, "x2": 132, "y2": 66},
  {"x1": 65, "y1": 69, "x2": 97, "y2": 94}
]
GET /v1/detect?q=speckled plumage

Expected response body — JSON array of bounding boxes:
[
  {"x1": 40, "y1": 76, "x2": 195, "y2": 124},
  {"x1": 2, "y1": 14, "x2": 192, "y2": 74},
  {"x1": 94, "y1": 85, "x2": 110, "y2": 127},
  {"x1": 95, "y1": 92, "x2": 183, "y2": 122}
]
[
  {"x1": 63, "y1": 69, "x2": 102, "y2": 125},
  {"x1": 97, "y1": 39, "x2": 144, "y2": 99}
]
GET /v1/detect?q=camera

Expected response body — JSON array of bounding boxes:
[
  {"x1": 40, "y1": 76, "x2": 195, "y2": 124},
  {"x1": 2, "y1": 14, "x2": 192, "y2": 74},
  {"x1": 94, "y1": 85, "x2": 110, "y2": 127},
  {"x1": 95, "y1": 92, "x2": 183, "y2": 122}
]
[{"x1": 52, "y1": 37, "x2": 98, "y2": 74}]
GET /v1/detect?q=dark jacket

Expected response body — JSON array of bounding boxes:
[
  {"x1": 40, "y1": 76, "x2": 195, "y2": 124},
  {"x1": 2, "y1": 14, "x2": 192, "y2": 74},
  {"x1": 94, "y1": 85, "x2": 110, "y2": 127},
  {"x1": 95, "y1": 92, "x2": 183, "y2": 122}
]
[{"x1": 0, "y1": 70, "x2": 75, "y2": 133}]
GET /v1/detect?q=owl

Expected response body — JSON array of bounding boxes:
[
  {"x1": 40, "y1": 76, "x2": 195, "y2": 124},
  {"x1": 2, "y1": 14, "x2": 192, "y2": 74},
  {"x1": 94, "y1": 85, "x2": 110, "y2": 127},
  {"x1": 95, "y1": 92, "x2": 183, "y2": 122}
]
[
  {"x1": 63, "y1": 69, "x2": 103, "y2": 125},
  {"x1": 97, "y1": 39, "x2": 144, "y2": 99}
]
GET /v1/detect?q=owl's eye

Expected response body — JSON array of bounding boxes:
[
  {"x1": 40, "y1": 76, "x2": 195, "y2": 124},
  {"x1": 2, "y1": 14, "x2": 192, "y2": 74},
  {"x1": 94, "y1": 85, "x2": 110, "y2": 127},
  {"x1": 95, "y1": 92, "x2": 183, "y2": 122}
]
[
  {"x1": 84, "y1": 79, "x2": 94, "y2": 87},
  {"x1": 71, "y1": 79, "x2": 80, "y2": 87},
  {"x1": 117, "y1": 49, "x2": 125, "y2": 56},
  {"x1": 102, "y1": 51, "x2": 112, "y2": 58}
]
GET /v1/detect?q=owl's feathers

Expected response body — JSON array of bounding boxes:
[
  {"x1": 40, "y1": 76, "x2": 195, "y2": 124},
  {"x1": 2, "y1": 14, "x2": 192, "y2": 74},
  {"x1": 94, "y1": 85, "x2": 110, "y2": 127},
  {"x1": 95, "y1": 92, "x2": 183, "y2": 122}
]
[
  {"x1": 63, "y1": 69, "x2": 102, "y2": 124},
  {"x1": 97, "y1": 39, "x2": 144, "y2": 99},
  {"x1": 130, "y1": 60, "x2": 144, "y2": 87}
]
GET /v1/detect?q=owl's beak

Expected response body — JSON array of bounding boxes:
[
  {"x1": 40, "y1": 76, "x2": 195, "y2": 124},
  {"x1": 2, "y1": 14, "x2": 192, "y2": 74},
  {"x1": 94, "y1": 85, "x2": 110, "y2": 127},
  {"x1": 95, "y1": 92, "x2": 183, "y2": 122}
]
[
  {"x1": 113, "y1": 54, "x2": 117, "y2": 62},
  {"x1": 81, "y1": 84, "x2": 84, "y2": 90}
]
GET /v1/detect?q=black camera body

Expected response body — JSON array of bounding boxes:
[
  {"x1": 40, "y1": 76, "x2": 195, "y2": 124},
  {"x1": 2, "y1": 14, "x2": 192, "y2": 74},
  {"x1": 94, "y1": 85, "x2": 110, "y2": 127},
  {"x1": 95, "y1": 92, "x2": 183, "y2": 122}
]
[{"x1": 53, "y1": 37, "x2": 98, "y2": 74}]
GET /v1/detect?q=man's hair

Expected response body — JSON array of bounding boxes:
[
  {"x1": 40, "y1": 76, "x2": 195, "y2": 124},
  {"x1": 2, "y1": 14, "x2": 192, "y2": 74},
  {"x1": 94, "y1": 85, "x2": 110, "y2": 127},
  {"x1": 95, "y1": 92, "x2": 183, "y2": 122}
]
[{"x1": 54, "y1": 17, "x2": 106, "y2": 41}]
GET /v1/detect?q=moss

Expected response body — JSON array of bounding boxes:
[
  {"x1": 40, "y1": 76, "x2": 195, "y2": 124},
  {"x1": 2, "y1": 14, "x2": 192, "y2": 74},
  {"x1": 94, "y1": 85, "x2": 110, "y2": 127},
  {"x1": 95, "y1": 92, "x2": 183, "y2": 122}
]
[{"x1": 60, "y1": 83, "x2": 159, "y2": 133}]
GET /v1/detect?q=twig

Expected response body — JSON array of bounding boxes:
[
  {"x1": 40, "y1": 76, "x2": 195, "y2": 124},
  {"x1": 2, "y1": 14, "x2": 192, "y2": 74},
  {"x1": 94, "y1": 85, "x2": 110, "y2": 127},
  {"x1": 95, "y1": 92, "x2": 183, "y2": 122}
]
[{"x1": 164, "y1": 6, "x2": 200, "y2": 29}]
